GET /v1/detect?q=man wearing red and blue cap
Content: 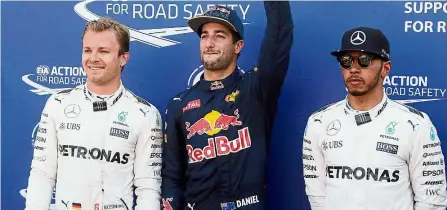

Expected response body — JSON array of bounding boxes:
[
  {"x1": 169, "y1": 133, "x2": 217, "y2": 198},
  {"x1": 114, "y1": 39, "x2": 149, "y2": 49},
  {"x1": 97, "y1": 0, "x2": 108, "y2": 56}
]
[
  {"x1": 161, "y1": 2, "x2": 293, "y2": 210},
  {"x1": 302, "y1": 26, "x2": 446, "y2": 210}
]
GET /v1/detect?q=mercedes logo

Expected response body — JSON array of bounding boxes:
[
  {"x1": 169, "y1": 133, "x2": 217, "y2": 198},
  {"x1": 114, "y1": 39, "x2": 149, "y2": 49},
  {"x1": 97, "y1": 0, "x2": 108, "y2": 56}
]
[
  {"x1": 350, "y1": 31, "x2": 366, "y2": 45},
  {"x1": 326, "y1": 119, "x2": 342, "y2": 136},
  {"x1": 64, "y1": 104, "x2": 81, "y2": 118}
]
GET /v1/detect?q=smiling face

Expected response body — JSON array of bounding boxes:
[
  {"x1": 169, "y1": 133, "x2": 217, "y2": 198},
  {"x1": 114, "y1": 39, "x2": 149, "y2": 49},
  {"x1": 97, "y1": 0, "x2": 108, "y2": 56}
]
[
  {"x1": 82, "y1": 29, "x2": 129, "y2": 86},
  {"x1": 199, "y1": 22, "x2": 243, "y2": 71}
]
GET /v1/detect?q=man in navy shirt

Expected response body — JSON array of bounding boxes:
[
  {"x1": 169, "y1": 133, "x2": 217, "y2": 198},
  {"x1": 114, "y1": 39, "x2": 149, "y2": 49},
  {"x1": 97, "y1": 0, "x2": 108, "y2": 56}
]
[{"x1": 161, "y1": 2, "x2": 293, "y2": 209}]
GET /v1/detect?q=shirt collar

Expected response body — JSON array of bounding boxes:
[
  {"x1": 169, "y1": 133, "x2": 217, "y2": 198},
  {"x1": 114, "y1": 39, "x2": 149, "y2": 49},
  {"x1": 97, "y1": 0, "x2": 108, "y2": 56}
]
[
  {"x1": 344, "y1": 89, "x2": 389, "y2": 126},
  {"x1": 83, "y1": 81, "x2": 125, "y2": 111},
  {"x1": 195, "y1": 67, "x2": 241, "y2": 92}
]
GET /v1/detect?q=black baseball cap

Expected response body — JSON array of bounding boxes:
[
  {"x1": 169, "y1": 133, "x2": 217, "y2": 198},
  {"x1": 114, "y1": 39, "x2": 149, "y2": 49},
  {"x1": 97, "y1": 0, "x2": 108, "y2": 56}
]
[
  {"x1": 331, "y1": 27, "x2": 390, "y2": 61},
  {"x1": 188, "y1": 5, "x2": 244, "y2": 40}
]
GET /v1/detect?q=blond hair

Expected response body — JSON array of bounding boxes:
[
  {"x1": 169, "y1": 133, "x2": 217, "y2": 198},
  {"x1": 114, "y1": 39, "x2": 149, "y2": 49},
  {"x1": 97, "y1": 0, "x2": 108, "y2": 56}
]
[{"x1": 82, "y1": 17, "x2": 130, "y2": 55}]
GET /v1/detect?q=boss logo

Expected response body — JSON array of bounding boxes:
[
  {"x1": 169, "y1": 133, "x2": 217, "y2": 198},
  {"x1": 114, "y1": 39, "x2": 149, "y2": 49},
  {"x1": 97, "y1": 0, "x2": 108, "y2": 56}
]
[
  {"x1": 376, "y1": 142, "x2": 398, "y2": 155},
  {"x1": 110, "y1": 127, "x2": 129, "y2": 139}
]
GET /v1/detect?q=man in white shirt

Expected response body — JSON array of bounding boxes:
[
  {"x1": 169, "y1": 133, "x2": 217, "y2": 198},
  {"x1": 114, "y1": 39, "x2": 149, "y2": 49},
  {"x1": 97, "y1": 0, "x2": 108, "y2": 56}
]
[
  {"x1": 25, "y1": 17, "x2": 162, "y2": 210},
  {"x1": 302, "y1": 26, "x2": 446, "y2": 210}
]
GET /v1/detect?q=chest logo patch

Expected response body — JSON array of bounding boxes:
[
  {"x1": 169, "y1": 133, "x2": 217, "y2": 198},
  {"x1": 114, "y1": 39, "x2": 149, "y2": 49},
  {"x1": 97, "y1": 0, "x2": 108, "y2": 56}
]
[
  {"x1": 225, "y1": 90, "x2": 240, "y2": 102},
  {"x1": 64, "y1": 104, "x2": 81, "y2": 118},
  {"x1": 385, "y1": 122, "x2": 398, "y2": 134},
  {"x1": 183, "y1": 99, "x2": 201, "y2": 113},
  {"x1": 376, "y1": 142, "x2": 398, "y2": 155},
  {"x1": 210, "y1": 81, "x2": 224, "y2": 90},
  {"x1": 110, "y1": 127, "x2": 129, "y2": 139},
  {"x1": 118, "y1": 111, "x2": 128, "y2": 122},
  {"x1": 326, "y1": 119, "x2": 341, "y2": 136},
  {"x1": 185, "y1": 109, "x2": 242, "y2": 139}
]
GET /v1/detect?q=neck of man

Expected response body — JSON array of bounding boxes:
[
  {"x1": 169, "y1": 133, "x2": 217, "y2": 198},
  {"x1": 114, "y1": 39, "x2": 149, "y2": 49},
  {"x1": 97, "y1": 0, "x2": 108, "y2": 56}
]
[
  {"x1": 203, "y1": 61, "x2": 237, "y2": 81},
  {"x1": 347, "y1": 85, "x2": 384, "y2": 111},
  {"x1": 87, "y1": 76, "x2": 121, "y2": 95}
]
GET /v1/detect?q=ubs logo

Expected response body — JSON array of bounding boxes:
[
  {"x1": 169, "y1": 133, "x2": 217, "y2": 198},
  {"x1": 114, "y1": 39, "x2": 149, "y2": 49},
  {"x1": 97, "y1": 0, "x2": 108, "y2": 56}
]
[
  {"x1": 67, "y1": 123, "x2": 81, "y2": 130},
  {"x1": 323, "y1": 140, "x2": 343, "y2": 151}
]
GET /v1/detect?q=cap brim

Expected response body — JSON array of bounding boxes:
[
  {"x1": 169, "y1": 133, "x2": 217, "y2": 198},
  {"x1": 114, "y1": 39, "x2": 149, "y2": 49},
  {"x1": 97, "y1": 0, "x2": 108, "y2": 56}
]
[
  {"x1": 331, "y1": 49, "x2": 389, "y2": 60},
  {"x1": 188, "y1": 16, "x2": 238, "y2": 35}
]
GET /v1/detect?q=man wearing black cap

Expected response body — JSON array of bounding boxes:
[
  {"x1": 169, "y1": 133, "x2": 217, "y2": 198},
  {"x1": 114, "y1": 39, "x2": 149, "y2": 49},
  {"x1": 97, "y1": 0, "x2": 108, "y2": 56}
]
[
  {"x1": 161, "y1": 2, "x2": 293, "y2": 210},
  {"x1": 302, "y1": 27, "x2": 446, "y2": 210}
]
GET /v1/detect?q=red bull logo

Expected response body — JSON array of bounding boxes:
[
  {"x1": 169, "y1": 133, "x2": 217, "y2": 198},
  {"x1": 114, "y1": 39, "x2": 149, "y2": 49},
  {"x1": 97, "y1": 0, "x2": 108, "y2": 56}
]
[
  {"x1": 205, "y1": 6, "x2": 230, "y2": 15},
  {"x1": 185, "y1": 109, "x2": 242, "y2": 139},
  {"x1": 186, "y1": 127, "x2": 251, "y2": 163},
  {"x1": 210, "y1": 81, "x2": 224, "y2": 90},
  {"x1": 162, "y1": 198, "x2": 173, "y2": 210}
]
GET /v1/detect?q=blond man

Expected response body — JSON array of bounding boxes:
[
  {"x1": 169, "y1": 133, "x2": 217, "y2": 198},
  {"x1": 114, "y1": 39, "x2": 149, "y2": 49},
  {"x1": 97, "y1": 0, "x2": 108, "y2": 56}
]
[{"x1": 25, "y1": 17, "x2": 162, "y2": 210}]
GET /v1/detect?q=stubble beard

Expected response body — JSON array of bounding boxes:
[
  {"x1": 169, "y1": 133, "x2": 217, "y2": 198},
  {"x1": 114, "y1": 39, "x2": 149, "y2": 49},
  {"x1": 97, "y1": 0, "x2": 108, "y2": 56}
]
[
  {"x1": 347, "y1": 68, "x2": 382, "y2": 96},
  {"x1": 201, "y1": 51, "x2": 233, "y2": 71}
]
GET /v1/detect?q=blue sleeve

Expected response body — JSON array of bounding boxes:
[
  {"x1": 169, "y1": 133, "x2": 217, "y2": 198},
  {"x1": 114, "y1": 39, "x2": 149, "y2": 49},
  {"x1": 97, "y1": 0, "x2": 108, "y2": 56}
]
[
  {"x1": 161, "y1": 98, "x2": 186, "y2": 210},
  {"x1": 249, "y1": 1, "x2": 293, "y2": 142},
  {"x1": 257, "y1": 1, "x2": 294, "y2": 104}
]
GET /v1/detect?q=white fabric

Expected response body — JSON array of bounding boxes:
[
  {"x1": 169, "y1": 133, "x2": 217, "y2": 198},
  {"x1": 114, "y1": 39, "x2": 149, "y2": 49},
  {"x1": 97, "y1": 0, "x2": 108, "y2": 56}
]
[
  {"x1": 303, "y1": 93, "x2": 447, "y2": 210},
  {"x1": 25, "y1": 83, "x2": 162, "y2": 210}
]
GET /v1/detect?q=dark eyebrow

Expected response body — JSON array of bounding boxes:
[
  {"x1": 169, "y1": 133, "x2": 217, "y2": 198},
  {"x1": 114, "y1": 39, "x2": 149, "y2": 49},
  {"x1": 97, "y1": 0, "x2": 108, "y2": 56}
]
[
  {"x1": 201, "y1": 29, "x2": 229, "y2": 36},
  {"x1": 215, "y1": 30, "x2": 229, "y2": 36}
]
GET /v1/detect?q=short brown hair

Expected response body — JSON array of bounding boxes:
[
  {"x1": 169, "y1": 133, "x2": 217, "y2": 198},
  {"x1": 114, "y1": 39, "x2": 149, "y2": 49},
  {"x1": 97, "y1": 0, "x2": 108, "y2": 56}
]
[{"x1": 82, "y1": 17, "x2": 130, "y2": 55}]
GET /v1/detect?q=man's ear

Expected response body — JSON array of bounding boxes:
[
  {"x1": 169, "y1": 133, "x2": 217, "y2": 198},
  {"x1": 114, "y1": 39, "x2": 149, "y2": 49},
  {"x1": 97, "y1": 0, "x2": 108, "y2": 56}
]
[
  {"x1": 120, "y1": 52, "x2": 130, "y2": 67},
  {"x1": 234, "y1": 40, "x2": 244, "y2": 54},
  {"x1": 381, "y1": 61, "x2": 391, "y2": 78}
]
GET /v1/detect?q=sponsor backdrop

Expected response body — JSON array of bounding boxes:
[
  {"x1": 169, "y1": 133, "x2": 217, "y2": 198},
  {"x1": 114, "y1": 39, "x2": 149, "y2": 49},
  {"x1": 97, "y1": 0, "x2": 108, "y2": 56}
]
[{"x1": 2, "y1": 1, "x2": 446, "y2": 209}]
